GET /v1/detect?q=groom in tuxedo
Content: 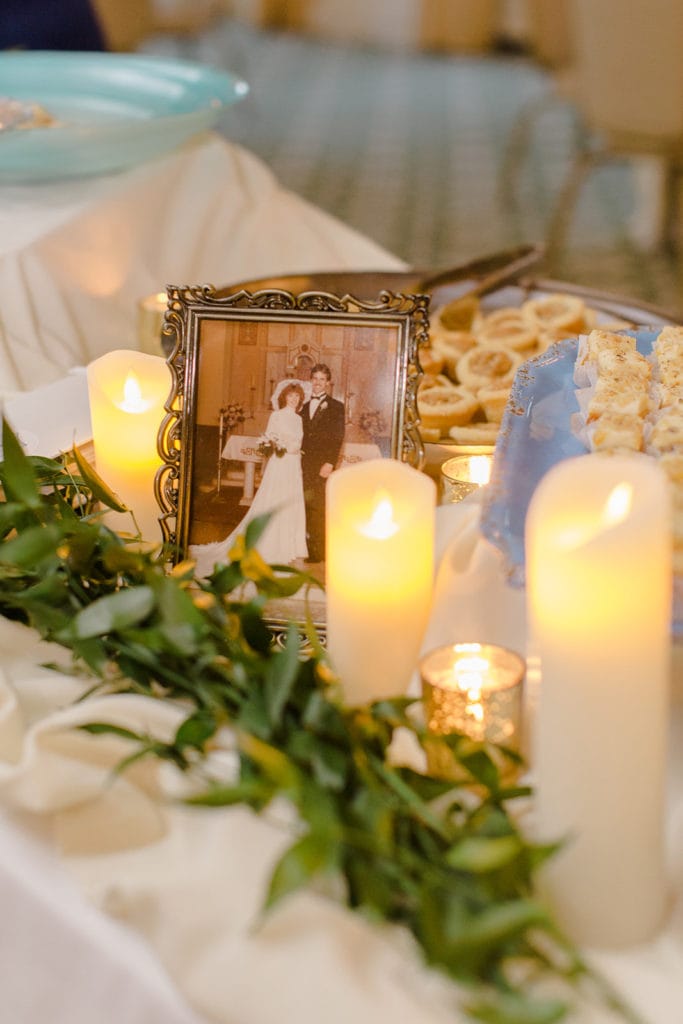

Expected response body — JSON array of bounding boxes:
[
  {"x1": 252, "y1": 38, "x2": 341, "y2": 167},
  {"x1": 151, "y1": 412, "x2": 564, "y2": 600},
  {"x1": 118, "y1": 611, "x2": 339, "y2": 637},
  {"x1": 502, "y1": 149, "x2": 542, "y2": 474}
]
[{"x1": 301, "y1": 363, "x2": 345, "y2": 563}]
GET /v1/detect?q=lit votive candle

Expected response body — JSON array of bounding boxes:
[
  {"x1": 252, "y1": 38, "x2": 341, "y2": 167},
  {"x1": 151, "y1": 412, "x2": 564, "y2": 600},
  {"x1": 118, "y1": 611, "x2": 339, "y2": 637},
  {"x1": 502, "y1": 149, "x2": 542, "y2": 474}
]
[
  {"x1": 440, "y1": 453, "x2": 492, "y2": 504},
  {"x1": 526, "y1": 452, "x2": 671, "y2": 948},
  {"x1": 420, "y1": 642, "x2": 525, "y2": 778},
  {"x1": 137, "y1": 292, "x2": 167, "y2": 356},
  {"x1": 326, "y1": 458, "x2": 436, "y2": 705},
  {"x1": 87, "y1": 350, "x2": 170, "y2": 542}
]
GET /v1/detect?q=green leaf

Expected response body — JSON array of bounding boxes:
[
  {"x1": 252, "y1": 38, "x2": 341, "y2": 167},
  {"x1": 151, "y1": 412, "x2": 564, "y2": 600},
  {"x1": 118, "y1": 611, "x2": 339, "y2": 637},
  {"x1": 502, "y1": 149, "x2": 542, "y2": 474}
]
[
  {"x1": 447, "y1": 899, "x2": 549, "y2": 951},
  {"x1": 460, "y1": 747, "x2": 501, "y2": 792},
  {"x1": 71, "y1": 444, "x2": 128, "y2": 513},
  {"x1": 239, "y1": 732, "x2": 300, "y2": 792},
  {"x1": 0, "y1": 502, "x2": 30, "y2": 536},
  {"x1": 465, "y1": 992, "x2": 569, "y2": 1024},
  {"x1": 0, "y1": 523, "x2": 64, "y2": 568},
  {"x1": 301, "y1": 688, "x2": 347, "y2": 740},
  {"x1": 241, "y1": 605, "x2": 275, "y2": 653},
  {"x1": 65, "y1": 586, "x2": 155, "y2": 638},
  {"x1": 185, "y1": 778, "x2": 275, "y2": 808},
  {"x1": 395, "y1": 766, "x2": 459, "y2": 802},
  {"x1": 1, "y1": 417, "x2": 41, "y2": 508},
  {"x1": 447, "y1": 835, "x2": 523, "y2": 873},
  {"x1": 79, "y1": 722, "x2": 146, "y2": 742},
  {"x1": 265, "y1": 625, "x2": 300, "y2": 726},
  {"x1": 265, "y1": 831, "x2": 337, "y2": 909},
  {"x1": 174, "y1": 711, "x2": 217, "y2": 752},
  {"x1": 310, "y1": 741, "x2": 348, "y2": 791},
  {"x1": 210, "y1": 562, "x2": 245, "y2": 594},
  {"x1": 245, "y1": 512, "x2": 272, "y2": 550}
]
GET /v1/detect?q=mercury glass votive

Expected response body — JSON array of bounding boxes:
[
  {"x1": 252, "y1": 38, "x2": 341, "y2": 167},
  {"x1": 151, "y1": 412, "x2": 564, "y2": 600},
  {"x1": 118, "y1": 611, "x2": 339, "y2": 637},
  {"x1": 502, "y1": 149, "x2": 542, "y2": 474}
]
[
  {"x1": 137, "y1": 292, "x2": 167, "y2": 356},
  {"x1": 420, "y1": 642, "x2": 525, "y2": 779},
  {"x1": 440, "y1": 454, "x2": 492, "y2": 504}
]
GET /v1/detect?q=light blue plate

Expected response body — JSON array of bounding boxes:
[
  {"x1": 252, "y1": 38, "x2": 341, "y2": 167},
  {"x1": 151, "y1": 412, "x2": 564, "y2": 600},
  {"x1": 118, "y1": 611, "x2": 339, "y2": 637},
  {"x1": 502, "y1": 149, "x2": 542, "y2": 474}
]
[
  {"x1": 0, "y1": 51, "x2": 248, "y2": 182},
  {"x1": 480, "y1": 328, "x2": 683, "y2": 632}
]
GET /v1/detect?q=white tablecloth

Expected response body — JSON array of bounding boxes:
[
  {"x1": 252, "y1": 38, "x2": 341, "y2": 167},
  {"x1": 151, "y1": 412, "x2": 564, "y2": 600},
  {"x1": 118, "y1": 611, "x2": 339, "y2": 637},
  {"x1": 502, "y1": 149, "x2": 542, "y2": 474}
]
[
  {"x1": 0, "y1": 131, "x2": 404, "y2": 394},
  {"x1": 221, "y1": 433, "x2": 382, "y2": 464},
  {"x1": 1, "y1": 499, "x2": 683, "y2": 1024}
]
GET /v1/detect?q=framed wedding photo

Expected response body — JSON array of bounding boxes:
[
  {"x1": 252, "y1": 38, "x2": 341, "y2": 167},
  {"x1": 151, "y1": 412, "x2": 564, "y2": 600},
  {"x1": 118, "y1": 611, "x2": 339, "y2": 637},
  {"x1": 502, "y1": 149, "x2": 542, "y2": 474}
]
[{"x1": 156, "y1": 285, "x2": 429, "y2": 627}]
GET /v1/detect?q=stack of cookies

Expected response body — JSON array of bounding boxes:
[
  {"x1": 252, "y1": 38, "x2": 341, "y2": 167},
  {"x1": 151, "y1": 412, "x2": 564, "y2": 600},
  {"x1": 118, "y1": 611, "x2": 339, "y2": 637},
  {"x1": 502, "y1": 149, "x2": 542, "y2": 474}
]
[
  {"x1": 574, "y1": 325, "x2": 683, "y2": 570},
  {"x1": 418, "y1": 291, "x2": 623, "y2": 446}
]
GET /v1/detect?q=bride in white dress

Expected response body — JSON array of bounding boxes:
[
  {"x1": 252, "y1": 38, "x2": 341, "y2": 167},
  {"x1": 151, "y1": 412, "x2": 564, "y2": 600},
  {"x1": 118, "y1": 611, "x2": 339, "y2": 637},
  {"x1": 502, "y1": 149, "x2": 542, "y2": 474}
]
[{"x1": 191, "y1": 383, "x2": 308, "y2": 578}]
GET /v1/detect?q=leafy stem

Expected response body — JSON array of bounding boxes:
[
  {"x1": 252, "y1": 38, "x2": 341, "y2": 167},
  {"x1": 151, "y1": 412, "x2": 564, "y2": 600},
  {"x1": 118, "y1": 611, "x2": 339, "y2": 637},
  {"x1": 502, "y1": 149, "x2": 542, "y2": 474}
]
[{"x1": 0, "y1": 417, "x2": 640, "y2": 1024}]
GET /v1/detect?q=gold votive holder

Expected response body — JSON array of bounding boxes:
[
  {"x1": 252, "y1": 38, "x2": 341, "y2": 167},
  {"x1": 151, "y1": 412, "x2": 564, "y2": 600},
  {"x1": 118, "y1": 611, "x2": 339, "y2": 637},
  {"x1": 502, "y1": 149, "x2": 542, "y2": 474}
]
[
  {"x1": 137, "y1": 292, "x2": 167, "y2": 356},
  {"x1": 420, "y1": 642, "x2": 525, "y2": 780},
  {"x1": 440, "y1": 454, "x2": 493, "y2": 504}
]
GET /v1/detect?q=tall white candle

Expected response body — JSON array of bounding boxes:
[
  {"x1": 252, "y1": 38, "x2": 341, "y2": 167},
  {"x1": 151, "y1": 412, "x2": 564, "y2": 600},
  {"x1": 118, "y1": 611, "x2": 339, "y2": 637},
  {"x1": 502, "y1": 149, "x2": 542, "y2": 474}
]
[
  {"x1": 326, "y1": 458, "x2": 436, "y2": 704},
  {"x1": 526, "y1": 452, "x2": 671, "y2": 948},
  {"x1": 87, "y1": 350, "x2": 170, "y2": 542}
]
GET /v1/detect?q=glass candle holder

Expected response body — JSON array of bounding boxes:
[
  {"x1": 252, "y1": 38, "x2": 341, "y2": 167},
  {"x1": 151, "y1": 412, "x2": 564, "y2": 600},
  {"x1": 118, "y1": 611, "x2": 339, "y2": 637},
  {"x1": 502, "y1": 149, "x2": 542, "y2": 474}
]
[
  {"x1": 420, "y1": 642, "x2": 525, "y2": 779},
  {"x1": 137, "y1": 292, "x2": 167, "y2": 356},
  {"x1": 440, "y1": 454, "x2": 492, "y2": 504}
]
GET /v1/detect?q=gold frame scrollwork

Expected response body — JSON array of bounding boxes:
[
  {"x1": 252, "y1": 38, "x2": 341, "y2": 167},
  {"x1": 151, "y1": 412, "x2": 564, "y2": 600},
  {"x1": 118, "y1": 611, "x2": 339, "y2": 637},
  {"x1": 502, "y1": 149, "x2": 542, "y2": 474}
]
[{"x1": 155, "y1": 285, "x2": 429, "y2": 573}]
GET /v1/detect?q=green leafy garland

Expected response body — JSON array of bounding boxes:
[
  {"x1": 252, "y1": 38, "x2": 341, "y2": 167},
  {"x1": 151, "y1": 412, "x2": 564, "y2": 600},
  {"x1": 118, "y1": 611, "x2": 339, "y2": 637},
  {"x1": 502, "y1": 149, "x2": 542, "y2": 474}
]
[{"x1": 0, "y1": 419, "x2": 640, "y2": 1024}]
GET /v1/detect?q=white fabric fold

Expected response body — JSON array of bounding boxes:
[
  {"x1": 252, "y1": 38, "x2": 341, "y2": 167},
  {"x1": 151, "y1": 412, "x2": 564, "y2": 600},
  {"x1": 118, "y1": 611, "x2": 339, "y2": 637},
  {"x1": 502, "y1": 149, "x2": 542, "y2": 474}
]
[
  {"x1": 0, "y1": 507, "x2": 682, "y2": 1023},
  {"x1": 0, "y1": 133, "x2": 406, "y2": 392}
]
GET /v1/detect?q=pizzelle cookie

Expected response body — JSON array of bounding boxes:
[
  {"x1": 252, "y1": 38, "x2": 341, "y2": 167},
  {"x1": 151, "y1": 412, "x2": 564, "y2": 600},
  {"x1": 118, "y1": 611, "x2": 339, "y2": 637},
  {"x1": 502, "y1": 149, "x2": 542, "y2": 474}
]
[
  {"x1": 522, "y1": 293, "x2": 586, "y2": 335},
  {"x1": 420, "y1": 290, "x2": 619, "y2": 446},
  {"x1": 456, "y1": 345, "x2": 523, "y2": 391},
  {"x1": 477, "y1": 309, "x2": 538, "y2": 351},
  {"x1": 574, "y1": 325, "x2": 683, "y2": 567},
  {"x1": 417, "y1": 384, "x2": 480, "y2": 432}
]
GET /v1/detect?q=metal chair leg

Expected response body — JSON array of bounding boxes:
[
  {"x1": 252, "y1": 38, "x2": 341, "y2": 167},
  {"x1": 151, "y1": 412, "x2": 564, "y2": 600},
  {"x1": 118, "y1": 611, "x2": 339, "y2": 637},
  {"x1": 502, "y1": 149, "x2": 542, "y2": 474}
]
[
  {"x1": 661, "y1": 160, "x2": 681, "y2": 254},
  {"x1": 545, "y1": 149, "x2": 598, "y2": 267},
  {"x1": 498, "y1": 92, "x2": 559, "y2": 207}
]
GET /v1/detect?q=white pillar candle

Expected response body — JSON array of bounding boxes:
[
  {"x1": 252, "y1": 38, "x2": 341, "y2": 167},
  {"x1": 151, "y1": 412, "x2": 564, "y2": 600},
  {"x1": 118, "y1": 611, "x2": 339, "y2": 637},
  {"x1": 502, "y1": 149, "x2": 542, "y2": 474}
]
[
  {"x1": 526, "y1": 452, "x2": 671, "y2": 948},
  {"x1": 326, "y1": 458, "x2": 436, "y2": 704},
  {"x1": 87, "y1": 350, "x2": 170, "y2": 543}
]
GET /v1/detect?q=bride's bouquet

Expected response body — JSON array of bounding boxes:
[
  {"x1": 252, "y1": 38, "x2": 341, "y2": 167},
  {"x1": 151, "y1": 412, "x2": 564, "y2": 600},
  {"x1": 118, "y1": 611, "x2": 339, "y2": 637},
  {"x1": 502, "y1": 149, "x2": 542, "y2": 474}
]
[{"x1": 257, "y1": 434, "x2": 287, "y2": 459}]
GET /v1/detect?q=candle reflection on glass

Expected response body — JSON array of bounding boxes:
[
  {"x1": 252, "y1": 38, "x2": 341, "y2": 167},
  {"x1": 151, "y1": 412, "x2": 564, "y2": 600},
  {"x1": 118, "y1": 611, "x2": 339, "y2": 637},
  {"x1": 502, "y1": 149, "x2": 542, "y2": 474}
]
[
  {"x1": 137, "y1": 291, "x2": 167, "y2": 356},
  {"x1": 87, "y1": 350, "x2": 170, "y2": 542},
  {"x1": 420, "y1": 642, "x2": 525, "y2": 779},
  {"x1": 440, "y1": 453, "x2": 492, "y2": 504},
  {"x1": 326, "y1": 459, "x2": 436, "y2": 705}
]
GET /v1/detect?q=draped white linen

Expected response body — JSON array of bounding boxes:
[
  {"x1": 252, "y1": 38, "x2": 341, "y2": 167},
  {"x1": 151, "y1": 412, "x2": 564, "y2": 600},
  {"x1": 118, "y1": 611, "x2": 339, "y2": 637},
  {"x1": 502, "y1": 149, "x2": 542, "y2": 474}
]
[
  {"x1": 0, "y1": 500, "x2": 682, "y2": 1022},
  {"x1": 0, "y1": 132, "x2": 404, "y2": 394}
]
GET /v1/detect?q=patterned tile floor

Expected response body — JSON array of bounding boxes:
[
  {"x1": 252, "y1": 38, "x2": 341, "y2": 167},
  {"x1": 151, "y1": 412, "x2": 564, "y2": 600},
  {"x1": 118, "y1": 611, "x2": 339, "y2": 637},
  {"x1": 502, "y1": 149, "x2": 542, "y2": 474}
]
[{"x1": 141, "y1": 17, "x2": 683, "y2": 318}]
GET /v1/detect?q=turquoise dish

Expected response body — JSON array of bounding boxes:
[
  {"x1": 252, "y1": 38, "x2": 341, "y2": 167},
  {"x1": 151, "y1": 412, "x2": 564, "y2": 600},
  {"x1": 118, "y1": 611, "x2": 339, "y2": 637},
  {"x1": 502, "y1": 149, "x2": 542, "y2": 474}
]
[{"x1": 0, "y1": 51, "x2": 248, "y2": 182}]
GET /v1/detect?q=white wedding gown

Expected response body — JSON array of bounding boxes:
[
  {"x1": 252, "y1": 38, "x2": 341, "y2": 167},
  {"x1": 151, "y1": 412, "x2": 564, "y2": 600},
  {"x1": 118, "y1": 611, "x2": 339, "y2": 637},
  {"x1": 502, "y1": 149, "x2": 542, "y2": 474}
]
[{"x1": 190, "y1": 407, "x2": 308, "y2": 578}]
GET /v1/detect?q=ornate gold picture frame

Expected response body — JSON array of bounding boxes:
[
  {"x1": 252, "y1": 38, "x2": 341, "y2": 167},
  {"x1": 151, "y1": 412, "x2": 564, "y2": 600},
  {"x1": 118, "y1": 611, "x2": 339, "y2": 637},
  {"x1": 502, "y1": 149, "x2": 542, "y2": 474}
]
[{"x1": 156, "y1": 285, "x2": 428, "y2": 627}]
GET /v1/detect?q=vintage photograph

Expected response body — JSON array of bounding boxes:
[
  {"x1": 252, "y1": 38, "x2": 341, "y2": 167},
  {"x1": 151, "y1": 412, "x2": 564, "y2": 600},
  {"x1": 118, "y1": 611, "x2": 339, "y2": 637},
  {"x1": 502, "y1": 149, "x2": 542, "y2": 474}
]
[{"x1": 157, "y1": 287, "x2": 427, "y2": 623}]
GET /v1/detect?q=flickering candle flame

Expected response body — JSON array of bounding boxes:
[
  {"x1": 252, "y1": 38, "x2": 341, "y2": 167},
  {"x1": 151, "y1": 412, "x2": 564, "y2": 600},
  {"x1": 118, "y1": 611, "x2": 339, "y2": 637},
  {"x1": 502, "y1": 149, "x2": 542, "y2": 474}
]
[
  {"x1": 452, "y1": 654, "x2": 487, "y2": 691},
  {"x1": 453, "y1": 651, "x2": 488, "y2": 726},
  {"x1": 120, "y1": 372, "x2": 148, "y2": 414},
  {"x1": 603, "y1": 481, "x2": 632, "y2": 525},
  {"x1": 469, "y1": 455, "x2": 492, "y2": 486},
  {"x1": 359, "y1": 493, "x2": 400, "y2": 539},
  {"x1": 558, "y1": 479, "x2": 635, "y2": 551}
]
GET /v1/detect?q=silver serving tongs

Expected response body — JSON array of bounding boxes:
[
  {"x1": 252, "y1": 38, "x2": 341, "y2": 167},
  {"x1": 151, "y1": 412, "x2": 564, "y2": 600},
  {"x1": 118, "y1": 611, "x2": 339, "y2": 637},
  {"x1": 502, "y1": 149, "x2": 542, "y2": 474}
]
[{"x1": 414, "y1": 242, "x2": 545, "y2": 299}]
